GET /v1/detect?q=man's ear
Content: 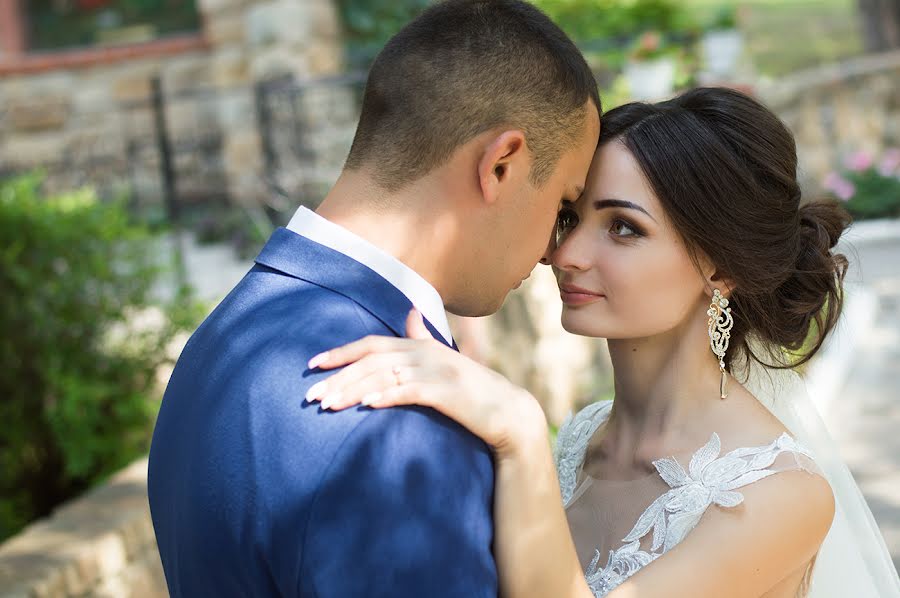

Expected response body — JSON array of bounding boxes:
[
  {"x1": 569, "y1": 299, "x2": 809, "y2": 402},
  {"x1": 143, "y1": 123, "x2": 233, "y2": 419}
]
[{"x1": 477, "y1": 130, "x2": 528, "y2": 205}]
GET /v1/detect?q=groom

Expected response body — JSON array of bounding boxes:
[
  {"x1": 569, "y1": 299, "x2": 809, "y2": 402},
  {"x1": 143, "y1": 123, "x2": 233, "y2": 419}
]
[{"x1": 148, "y1": 1, "x2": 600, "y2": 595}]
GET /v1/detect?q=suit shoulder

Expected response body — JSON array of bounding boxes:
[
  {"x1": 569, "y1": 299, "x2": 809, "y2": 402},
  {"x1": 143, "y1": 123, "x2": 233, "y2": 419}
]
[{"x1": 311, "y1": 404, "x2": 495, "y2": 505}]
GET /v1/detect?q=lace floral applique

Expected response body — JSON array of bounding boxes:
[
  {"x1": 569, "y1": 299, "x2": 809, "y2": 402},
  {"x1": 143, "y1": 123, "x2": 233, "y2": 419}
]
[
  {"x1": 554, "y1": 403, "x2": 815, "y2": 598},
  {"x1": 624, "y1": 432, "x2": 814, "y2": 554},
  {"x1": 554, "y1": 401, "x2": 613, "y2": 506},
  {"x1": 584, "y1": 540, "x2": 659, "y2": 595}
]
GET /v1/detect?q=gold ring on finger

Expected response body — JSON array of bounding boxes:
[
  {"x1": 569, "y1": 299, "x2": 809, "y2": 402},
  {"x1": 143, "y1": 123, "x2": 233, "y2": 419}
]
[{"x1": 391, "y1": 365, "x2": 403, "y2": 387}]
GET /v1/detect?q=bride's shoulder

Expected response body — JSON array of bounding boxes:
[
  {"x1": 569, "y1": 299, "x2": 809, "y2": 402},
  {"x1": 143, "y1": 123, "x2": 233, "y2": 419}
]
[
  {"x1": 705, "y1": 383, "x2": 796, "y2": 448},
  {"x1": 556, "y1": 400, "x2": 613, "y2": 444},
  {"x1": 553, "y1": 400, "x2": 612, "y2": 463},
  {"x1": 628, "y1": 458, "x2": 835, "y2": 597}
]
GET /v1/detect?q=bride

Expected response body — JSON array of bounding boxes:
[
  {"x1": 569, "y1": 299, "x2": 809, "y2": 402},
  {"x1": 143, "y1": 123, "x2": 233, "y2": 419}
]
[{"x1": 304, "y1": 87, "x2": 900, "y2": 597}]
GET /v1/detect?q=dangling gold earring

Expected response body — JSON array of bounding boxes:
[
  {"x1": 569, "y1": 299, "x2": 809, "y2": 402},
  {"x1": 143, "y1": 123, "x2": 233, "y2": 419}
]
[{"x1": 707, "y1": 289, "x2": 733, "y2": 399}]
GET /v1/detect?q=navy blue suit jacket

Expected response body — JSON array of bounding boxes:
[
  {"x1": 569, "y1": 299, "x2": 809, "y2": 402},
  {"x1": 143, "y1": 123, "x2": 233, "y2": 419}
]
[{"x1": 148, "y1": 228, "x2": 498, "y2": 597}]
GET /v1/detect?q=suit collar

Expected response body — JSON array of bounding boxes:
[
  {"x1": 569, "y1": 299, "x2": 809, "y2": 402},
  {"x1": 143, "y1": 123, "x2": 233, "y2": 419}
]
[{"x1": 254, "y1": 228, "x2": 455, "y2": 349}]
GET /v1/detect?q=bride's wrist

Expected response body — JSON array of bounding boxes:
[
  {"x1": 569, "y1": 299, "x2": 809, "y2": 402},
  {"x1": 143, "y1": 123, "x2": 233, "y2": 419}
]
[{"x1": 495, "y1": 390, "x2": 549, "y2": 461}]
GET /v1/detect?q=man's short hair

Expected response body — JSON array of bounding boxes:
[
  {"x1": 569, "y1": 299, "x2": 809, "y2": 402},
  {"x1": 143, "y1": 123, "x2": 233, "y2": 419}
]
[{"x1": 344, "y1": 0, "x2": 601, "y2": 191}]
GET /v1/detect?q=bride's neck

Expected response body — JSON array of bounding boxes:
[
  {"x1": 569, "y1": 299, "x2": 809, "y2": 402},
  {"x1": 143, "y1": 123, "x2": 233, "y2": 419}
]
[{"x1": 602, "y1": 319, "x2": 724, "y2": 463}]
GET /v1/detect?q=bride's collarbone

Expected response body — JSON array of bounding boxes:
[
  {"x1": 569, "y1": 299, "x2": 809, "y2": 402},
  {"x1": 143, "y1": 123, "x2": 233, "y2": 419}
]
[{"x1": 582, "y1": 392, "x2": 792, "y2": 481}]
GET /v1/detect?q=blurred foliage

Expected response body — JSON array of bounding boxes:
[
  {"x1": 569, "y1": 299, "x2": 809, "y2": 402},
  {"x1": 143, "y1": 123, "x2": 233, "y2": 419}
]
[
  {"x1": 627, "y1": 30, "x2": 675, "y2": 61},
  {"x1": 337, "y1": 0, "x2": 432, "y2": 67},
  {"x1": 536, "y1": 0, "x2": 695, "y2": 44},
  {"x1": 533, "y1": 0, "x2": 697, "y2": 77},
  {"x1": 685, "y1": 0, "x2": 861, "y2": 77},
  {"x1": 190, "y1": 205, "x2": 269, "y2": 260},
  {"x1": 842, "y1": 181, "x2": 900, "y2": 220},
  {"x1": 823, "y1": 150, "x2": 900, "y2": 220},
  {"x1": 335, "y1": 0, "x2": 862, "y2": 91},
  {"x1": 336, "y1": 0, "x2": 696, "y2": 72},
  {"x1": 0, "y1": 174, "x2": 204, "y2": 541},
  {"x1": 707, "y1": 4, "x2": 738, "y2": 30},
  {"x1": 26, "y1": 0, "x2": 201, "y2": 51}
]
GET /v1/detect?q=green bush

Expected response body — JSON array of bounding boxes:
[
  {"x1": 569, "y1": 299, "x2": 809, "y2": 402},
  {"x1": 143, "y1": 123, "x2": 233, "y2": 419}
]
[
  {"x1": 0, "y1": 174, "x2": 201, "y2": 540},
  {"x1": 823, "y1": 149, "x2": 900, "y2": 220},
  {"x1": 337, "y1": 0, "x2": 431, "y2": 67},
  {"x1": 337, "y1": 0, "x2": 695, "y2": 72},
  {"x1": 535, "y1": 0, "x2": 694, "y2": 45}
]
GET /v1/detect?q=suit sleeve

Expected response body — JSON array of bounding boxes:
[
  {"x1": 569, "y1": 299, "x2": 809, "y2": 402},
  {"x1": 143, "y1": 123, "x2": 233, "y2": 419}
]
[{"x1": 300, "y1": 405, "x2": 499, "y2": 597}]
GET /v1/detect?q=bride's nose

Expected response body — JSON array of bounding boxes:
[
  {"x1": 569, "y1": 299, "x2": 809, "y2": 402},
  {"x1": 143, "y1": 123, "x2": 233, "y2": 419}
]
[{"x1": 545, "y1": 228, "x2": 590, "y2": 272}]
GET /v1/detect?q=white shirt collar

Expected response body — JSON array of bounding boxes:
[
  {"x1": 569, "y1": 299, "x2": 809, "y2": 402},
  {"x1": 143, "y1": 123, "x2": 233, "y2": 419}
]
[{"x1": 286, "y1": 206, "x2": 453, "y2": 345}]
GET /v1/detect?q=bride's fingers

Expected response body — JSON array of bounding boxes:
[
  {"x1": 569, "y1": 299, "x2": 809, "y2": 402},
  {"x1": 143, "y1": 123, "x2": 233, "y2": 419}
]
[
  {"x1": 307, "y1": 335, "x2": 422, "y2": 370},
  {"x1": 361, "y1": 382, "x2": 446, "y2": 412},
  {"x1": 305, "y1": 352, "x2": 415, "y2": 403},
  {"x1": 318, "y1": 364, "x2": 423, "y2": 411},
  {"x1": 363, "y1": 384, "x2": 489, "y2": 443}
]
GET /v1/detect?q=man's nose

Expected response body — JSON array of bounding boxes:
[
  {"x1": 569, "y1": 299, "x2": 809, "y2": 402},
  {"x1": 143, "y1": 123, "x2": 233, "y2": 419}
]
[{"x1": 539, "y1": 230, "x2": 556, "y2": 266}]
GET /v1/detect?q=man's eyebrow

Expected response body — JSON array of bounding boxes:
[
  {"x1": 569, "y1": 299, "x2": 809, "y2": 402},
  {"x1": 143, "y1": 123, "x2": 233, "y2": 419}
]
[{"x1": 593, "y1": 198, "x2": 657, "y2": 222}]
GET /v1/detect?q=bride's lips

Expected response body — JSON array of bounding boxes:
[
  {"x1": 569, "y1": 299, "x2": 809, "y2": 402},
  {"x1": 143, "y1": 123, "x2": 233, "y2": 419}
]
[{"x1": 559, "y1": 283, "x2": 605, "y2": 306}]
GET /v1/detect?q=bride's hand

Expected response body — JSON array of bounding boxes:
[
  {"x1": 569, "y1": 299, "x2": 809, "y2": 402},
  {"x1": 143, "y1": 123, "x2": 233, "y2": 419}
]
[{"x1": 305, "y1": 309, "x2": 548, "y2": 458}]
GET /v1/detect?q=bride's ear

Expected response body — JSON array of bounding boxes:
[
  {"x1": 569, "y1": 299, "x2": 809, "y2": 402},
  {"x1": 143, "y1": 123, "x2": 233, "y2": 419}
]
[
  {"x1": 477, "y1": 130, "x2": 528, "y2": 205},
  {"x1": 699, "y1": 254, "x2": 736, "y2": 298},
  {"x1": 706, "y1": 271, "x2": 737, "y2": 298}
]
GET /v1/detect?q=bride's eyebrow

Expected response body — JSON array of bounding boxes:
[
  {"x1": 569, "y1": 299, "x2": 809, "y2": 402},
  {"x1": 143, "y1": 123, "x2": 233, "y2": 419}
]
[{"x1": 593, "y1": 198, "x2": 657, "y2": 223}]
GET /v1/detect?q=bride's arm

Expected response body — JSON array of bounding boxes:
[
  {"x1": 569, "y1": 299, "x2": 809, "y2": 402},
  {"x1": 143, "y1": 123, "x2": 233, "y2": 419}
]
[
  {"x1": 306, "y1": 310, "x2": 594, "y2": 598},
  {"x1": 604, "y1": 469, "x2": 834, "y2": 598},
  {"x1": 493, "y1": 405, "x2": 593, "y2": 598}
]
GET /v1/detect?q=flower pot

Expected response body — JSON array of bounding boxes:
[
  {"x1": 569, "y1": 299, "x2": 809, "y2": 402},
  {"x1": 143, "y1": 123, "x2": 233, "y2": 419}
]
[
  {"x1": 624, "y1": 56, "x2": 676, "y2": 101},
  {"x1": 701, "y1": 29, "x2": 744, "y2": 77}
]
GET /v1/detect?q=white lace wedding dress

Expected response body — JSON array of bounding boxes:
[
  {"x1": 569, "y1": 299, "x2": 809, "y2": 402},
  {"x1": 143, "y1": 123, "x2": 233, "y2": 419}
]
[{"x1": 554, "y1": 400, "x2": 822, "y2": 597}]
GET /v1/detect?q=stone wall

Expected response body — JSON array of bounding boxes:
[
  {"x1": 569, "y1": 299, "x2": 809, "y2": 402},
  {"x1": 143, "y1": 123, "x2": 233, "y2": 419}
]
[
  {"x1": 0, "y1": 459, "x2": 165, "y2": 598},
  {"x1": 0, "y1": 0, "x2": 345, "y2": 204},
  {"x1": 760, "y1": 49, "x2": 900, "y2": 192}
]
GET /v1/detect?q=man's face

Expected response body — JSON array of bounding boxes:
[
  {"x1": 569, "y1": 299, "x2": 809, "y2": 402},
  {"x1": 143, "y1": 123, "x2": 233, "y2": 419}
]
[{"x1": 456, "y1": 103, "x2": 601, "y2": 316}]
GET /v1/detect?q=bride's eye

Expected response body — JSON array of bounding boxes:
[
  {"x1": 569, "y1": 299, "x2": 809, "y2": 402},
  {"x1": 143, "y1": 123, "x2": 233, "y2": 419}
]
[
  {"x1": 609, "y1": 218, "x2": 642, "y2": 238},
  {"x1": 556, "y1": 207, "x2": 578, "y2": 245}
]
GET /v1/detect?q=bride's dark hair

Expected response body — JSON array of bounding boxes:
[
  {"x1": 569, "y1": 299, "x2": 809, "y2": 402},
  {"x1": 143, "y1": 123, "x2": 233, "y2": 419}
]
[{"x1": 599, "y1": 87, "x2": 851, "y2": 371}]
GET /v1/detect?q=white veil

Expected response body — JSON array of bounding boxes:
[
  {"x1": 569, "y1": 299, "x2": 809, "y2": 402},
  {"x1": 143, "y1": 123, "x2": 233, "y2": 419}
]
[{"x1": 740, "y1": 320, "x2": 900, "y2": 596}]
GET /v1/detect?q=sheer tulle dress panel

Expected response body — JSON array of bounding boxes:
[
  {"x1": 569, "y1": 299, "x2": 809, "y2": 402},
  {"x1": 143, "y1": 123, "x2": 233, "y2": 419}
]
[{"x1": 557, "y1": 400, "x2": 826, "y2": 597}]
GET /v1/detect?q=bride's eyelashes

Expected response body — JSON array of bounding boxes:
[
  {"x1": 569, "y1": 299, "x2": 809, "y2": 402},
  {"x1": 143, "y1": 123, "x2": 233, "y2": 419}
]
[
  {"x1": 555, "y1": 205, "x2": 579, "y2": 246},
  {"x1": 609, "y1": 217, "x2": 644, "y2": 240},
  {"x1": 555, "y1": 205, "x2": 646, "y2": 244},
  {"x1": 557, "y1": 206, "x2": 579, "y2": 232}
]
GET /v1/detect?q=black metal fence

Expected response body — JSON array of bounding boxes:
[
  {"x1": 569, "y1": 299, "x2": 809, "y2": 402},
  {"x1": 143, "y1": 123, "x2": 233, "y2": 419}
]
[
  {"x1": 0, "y1": 70, "x2": 371, "y2": 249},
  {"x1": 254, "y1": 71, "x2": 367, "y2": 221}
]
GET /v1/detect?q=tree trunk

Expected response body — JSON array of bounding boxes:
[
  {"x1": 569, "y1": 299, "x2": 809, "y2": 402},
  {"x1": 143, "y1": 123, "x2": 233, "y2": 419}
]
[{"x1": 858, "y1": 0, "x2": 900, "y2": 52}]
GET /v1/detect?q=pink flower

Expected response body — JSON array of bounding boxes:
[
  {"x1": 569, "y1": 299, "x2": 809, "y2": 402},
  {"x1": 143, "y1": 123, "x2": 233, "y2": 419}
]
[
  {"x1": 639, "y1": 31, "x2": 662, "y2": 52},
  {"x1": 823, "y1": 172, "x2": 856, "y2": 201},
  {"x1": 844, "y1": 151, "x2": 874, "y2": 173},
  {"x1": 878, "y1": 148, "x2": 900, "y2": 177}
]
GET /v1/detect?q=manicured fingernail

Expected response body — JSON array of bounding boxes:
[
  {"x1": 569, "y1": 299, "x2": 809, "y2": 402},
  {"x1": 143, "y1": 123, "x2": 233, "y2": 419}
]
[
  {"x1": 306, "y1": 381, "x2": 328, "y2": 401},
  {"x1": 308, "y1": 352, "x2": 329, "y2": 369},
  {"x1": 361, "y1": 392, "x2": 382, "y2": 406},
  {"x1": 320, "y1": 393, "x2": 341, "y2": 410}
]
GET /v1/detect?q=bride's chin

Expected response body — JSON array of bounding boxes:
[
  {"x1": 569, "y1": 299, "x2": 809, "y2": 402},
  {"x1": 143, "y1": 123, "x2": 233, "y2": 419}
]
[{"x1": 560, "y1": 311, "x2": 611, "y2": 338}]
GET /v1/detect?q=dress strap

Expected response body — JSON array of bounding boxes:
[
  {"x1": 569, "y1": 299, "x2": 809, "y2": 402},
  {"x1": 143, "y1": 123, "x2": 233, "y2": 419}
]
[{"x1": 555, "y1": 401, "x2": 613, "y2": 505}]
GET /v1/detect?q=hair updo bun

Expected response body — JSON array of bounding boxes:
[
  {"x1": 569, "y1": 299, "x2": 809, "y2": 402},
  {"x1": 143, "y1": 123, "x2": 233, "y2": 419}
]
[
  {"x1": 759, "y1": 200, "x2": 850, "y2": 365},
  {"x1": 599, "y1": 87, "x2": 852, "y2": 371}
]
